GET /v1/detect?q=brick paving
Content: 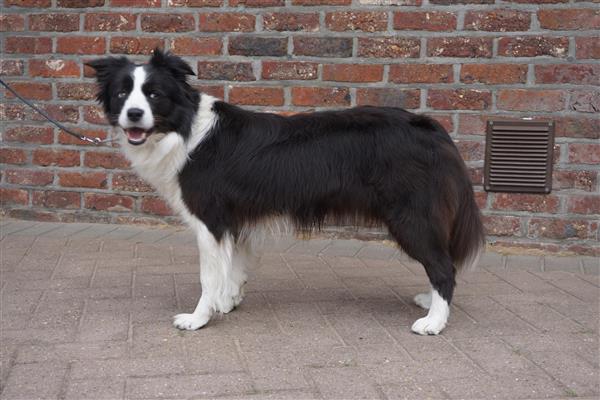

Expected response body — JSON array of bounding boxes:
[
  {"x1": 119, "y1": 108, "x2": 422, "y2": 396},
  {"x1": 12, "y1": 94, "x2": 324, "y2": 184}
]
[{"x1": 0, "y1": 218, "x2": 598, "y2": 400}]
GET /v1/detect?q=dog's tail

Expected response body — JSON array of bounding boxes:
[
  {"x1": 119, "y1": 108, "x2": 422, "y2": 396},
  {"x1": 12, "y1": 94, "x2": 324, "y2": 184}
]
[{"x1": 449, "y1": 188, "x2": 485, "y2": 272}]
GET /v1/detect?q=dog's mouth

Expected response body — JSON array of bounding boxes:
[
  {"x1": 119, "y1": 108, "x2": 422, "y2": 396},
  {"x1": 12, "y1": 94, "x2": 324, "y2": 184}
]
[{"x1": 124, "y1": 127, "x2": 152, "y2": 145}]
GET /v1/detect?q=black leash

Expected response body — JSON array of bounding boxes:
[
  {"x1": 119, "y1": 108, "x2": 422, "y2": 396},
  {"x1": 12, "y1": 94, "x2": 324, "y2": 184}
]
[{"x1": 0, "y1": 78, "x2": 113, "y2": 145}]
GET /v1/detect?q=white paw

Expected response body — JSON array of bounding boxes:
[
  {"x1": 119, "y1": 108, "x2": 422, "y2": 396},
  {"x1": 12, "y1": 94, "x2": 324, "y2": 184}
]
[
  {"x1": 414, "y1": 292, "x2": 432, "y2": 310},
  {"x1": 172, "y1": 313, "x2": 210, "y2": 330},
  {"x1": 411, "y1": 315, "x2": 446, "y2": 335}
]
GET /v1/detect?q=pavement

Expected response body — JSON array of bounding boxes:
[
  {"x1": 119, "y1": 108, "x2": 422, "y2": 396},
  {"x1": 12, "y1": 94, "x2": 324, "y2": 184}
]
[{"x1": 0, "y1": 218, "x2": 598, "y2": 400}]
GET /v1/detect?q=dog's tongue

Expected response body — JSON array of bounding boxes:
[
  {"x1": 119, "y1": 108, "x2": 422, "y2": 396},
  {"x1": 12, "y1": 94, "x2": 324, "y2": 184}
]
[{"x1": 125, "y1": 128, "x2": 147, "y2": 144}]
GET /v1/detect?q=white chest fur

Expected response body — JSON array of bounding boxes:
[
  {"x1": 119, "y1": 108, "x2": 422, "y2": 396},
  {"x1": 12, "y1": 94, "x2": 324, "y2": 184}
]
[{"x1": 120, "y1": 94, "x2": 217, "y2": 222}]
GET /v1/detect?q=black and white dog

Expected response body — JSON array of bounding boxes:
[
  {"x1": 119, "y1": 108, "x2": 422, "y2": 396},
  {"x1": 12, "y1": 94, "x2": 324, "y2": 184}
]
[{"x1": 87, "y1": 49, "x2": 484, "y2": 335}]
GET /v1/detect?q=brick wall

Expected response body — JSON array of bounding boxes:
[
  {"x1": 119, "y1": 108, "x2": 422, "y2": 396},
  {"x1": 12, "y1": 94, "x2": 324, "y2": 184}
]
[{"x1": 1, "y1": 0, "x2": 598, "y2": 255}]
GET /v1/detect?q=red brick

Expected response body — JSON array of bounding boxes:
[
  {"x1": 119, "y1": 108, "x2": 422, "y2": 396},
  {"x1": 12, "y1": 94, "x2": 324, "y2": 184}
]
[
  {"x1": 199, "y1": 13, "x2": 255, "y2": 32},
  {"x1": 3, "y1": 82, "x2": 52, "y2": 100},
  {"x1": 57, "y1": 37, "x2": 106, "y2": 55},
  {"x1": 393, "y1": 11, "x2": 456, "y2": 31},
  {"x1": 538, "y1": 9, "x2": 600, "y2": 30},
  {"x1": 497, "y1": 36, "x2": 569, "y2": 58},
  {"x1": 465, "y1": 9, "x2": 530, "y2": 31},
  {"x1": 192, "y1": 85, "x2": 225, "y2": 98},
  {"x1": 6, "y1": 0, "x2": 51, "y2": 6},
  {"x1": 170, "y1": 37, "x2": 222, "y2": 56},
  {"x1": 229, "y1": 37, "x2": 287, "y2": 57},
  {"x1": 461, "y1": 64, "x2": 527, "y2": 84},
  {"x1": 325, "y1": 11, "x2": 387, "y2": 32},
  {"x1": 570, "y1": 90, "x2": 600, "y2": 113},
  {"x1": 58, "y1": 128, "x2": 108, "y2": 146},
  {"x1": 553, "y1": 169, "x2": 597, "y2": 192},
  {"x1": 5, "y1": 37, "x2": 52, "y2": 54},
  {"x1": 169, "y1": 0, "x2": 222, "y2": 6},
  {"x1": 34, "y1": 105, "x2": 79, "y2": 123},
  {"x1": 568, "y1": 143, "x2": 600, "y2": 164},
  {"x1": 292, "y1": 0, "x2": 351, "y2": 4},
  {"x1": 84, "y1": 193, "x2": 135, "y2": 212},
  {"x1": 293, "y1": 37, "x2": 353, "y2": 58},
  {"x1": 322, "y1": 64, "x2": 384, "y2": 83},
  {"x1": 497, "y1": 89, "x2": 566, "y2": 112},
  {"x1": 0, "y1": 188, "x2": 29, "y2": 206},
  {"x1": 0, "y1": 60, "x2": 24, "y2": 76},
  {"x1": 428, "y1": 114, "x2": 454, "y2": 134},
  {"x1": 262, "y1": 61, "x2": 318, "y2": 80},
  {"x1": 528, "y1": 218, "x2": 597, "y2": 240},
  {"x1": 141, "y1": 14, "x2": 195, "y2": 32},
  {"x1": 229, "y1": 87, "x2": 284, "y2": 106},
  {"x1": 0, "y1": 104, "x2": 28, "y2": 121},
  {"x1": 430, "y1": 0, "x2": 489, "y2": 3},
  {"x1": 32, "y1": 191, "x2": 80, "y2": 209},
  {"x1": 141, "y1": 197, "x2": 172, "y2": 216},
  {"x1": 6, "y1": 170, "x2": 54, "y2": 186},
  {"x1": 230, "y1": 0, "x2": 283, "y2": 5},
  {"x1": 59, "y1": 172, "x2": 107, "y2": 189},
  {"x1": 389, "y1": 64, "x2": 453, "y2": 83},
  {"x1": 455, "y1": 140, "x2": 484, "y2": 161},
  {"x1": 428, "y1": 37, "x2": 493, "y2": 58},
  {"x1": 111, "y1": 0, "x2": 160, "y2": 6},
  {"x1": 567, "y1": 195, "x2": 600, "y2": 214},
  {"x1": 4, "y1": 126, "x2": 54, "y2": 144},
  {"x1": 357, "y1": 37, "x2": 420, "y2": 58},
  {"x1": 576, "y1": 37, "x2": 600, "y2": 59},
  {"x1": 428, "y1": 89, "x2": 491, "y2": 110},
  {"x1": 57, "y1": 0, "x2": 105, "y2": 6},
  {"x1": 7, "y1": 209, "x2": 59, "y2": 222},
  {"x1": 492, "y1": 193, "x2": 560, "y2": 213},
  {"x1": 83, "y1": 106, "x2": 107, "y2": 124},
  {"x1": 470, "y1": 168, "x2": 484, "y2": 186},
  {"x1": 110, "y1": 37, "x2": 164, "y2": 55},
  {"x1": 0, "y1": 15, "x2": 24, "y2": 32},
  {"x1": 535, "y1": 64, "x2": 600, "y2": 85},
  {"x1": 0, "y1": 148, "x2": 27, "y2": 165},
  {"x1": 113, "y1": 173, "x2": 154, "y2": 192},
  {"x1": 32, "y1": 149, "x2": 80, "y2": 167},
  {"x1": 483, "y1": 215, "x2": 522, "y2": 237},
  {"x1": 30, "y1": 14, "x2": 79, "y2": 32},
  {"x1": 84, "y1": 13, "x2": 136, "y2": 31},
  {"x1": 263, "y1": 12, "x2": 319, "y2": 32},
  {"x1": 458, "y1": 114, "x2": 488, "y2": 136},
  {"x1": 292, "y1": 87, "x2": 350, "y2": 107},
  {"x1": 356, "y1": 88, "x2": 420, "y2": 109},
  {"x1": 56, "y1": 83, "x2": 97, "y2": 100},
  {"x1": 29, "y1": 60, "x2": 80, "y2": 78},
  {"x1": 197, "y1": 61, "x2": 254, "y2": 81},
  {"x1": 84, "y1": 151, "x2": 130, "y2": 169}
]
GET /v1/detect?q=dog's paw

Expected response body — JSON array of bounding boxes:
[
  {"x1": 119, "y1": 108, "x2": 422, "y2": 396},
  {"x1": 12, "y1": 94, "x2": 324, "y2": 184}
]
[
  {"x1": 414, "y1": 292, "x2": 432, "y2": 310},
  {"x1": 411, "y1": 315, "x2": 446, "y2": 335},
  {"x1": 172, "y1": 313, "x2": 210, "y2": 330}
]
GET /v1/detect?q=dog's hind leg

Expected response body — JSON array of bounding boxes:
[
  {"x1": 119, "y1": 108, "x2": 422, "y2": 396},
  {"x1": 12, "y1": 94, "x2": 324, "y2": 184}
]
[
  {"x1": 173, "y1": 219, "x2": 236, "y2": 330},
  {"x1": 386, "y1": 213, "x2": 456, "y2": 335}
]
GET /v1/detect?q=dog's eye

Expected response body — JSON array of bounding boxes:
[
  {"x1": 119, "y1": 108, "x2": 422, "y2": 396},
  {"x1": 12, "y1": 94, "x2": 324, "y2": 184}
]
[
  {"x1": 149, "y1": 92, "x2": 159, "y2": 99},
  {"x1": 117, "y1": 91, "x2": 127, "y2": 99}
]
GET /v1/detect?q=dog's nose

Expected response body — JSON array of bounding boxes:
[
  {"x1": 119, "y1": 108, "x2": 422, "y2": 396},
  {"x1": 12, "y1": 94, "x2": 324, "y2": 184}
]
[{"x1": 127, "y1": 108, "x2": 144, "y2": 122}]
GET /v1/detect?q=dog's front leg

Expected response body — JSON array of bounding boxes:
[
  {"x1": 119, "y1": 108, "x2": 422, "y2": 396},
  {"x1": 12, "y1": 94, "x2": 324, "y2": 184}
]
[{"x1": 173, "y1": 221, "x2": 235, "y2": 330}]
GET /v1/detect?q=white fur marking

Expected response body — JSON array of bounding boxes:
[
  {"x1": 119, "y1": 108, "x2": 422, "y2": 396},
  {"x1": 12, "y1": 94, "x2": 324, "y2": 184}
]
[
  {"x1": 119, "y1": 66, "x2": 154, "y2": 131},
  {"x1": 411, "y1": 289, "x2": 449, "y2": 335},
  {"x1": 121, "y1": 93, "x2": 244, "y2": 330},
  {"x1": 414, "y1": 290, "x2": 432, "y2": 310}
]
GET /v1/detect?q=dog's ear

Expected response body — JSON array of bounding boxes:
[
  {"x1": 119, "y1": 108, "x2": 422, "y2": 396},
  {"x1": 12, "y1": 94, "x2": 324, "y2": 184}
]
[
  {"x1": 86, "y1": 56, "x2": 129, "y2": 84},
  {"x1": 85, "y1": 57, "x2": 129, "y2": 108},
  {"x1": 150, "y1": 48, "x2": 195, "y2": 82}
]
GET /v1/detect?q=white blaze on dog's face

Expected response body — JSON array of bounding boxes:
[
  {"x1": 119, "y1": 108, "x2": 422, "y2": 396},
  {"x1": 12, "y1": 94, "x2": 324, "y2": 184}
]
[{"x1": 118, "y1": 66, "x2": 155, "y2": 145}]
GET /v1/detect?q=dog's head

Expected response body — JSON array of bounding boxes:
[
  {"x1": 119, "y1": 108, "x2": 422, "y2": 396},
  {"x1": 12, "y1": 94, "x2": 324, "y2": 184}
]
[{"x1": 87, "y1": 49, "x2": 199, "y2": 145}]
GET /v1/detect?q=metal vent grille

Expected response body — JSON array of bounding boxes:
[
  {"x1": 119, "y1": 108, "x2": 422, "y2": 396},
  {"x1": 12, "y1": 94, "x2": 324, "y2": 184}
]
[{"x1": 484, "y1": 120, "x2": 555, "y2": 194}]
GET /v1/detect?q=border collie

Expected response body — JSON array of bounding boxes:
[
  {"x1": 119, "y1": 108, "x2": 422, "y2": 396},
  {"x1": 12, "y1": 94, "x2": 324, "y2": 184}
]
[{"x1": 87, "y1": 49, "x2": 484, "y2": 335}]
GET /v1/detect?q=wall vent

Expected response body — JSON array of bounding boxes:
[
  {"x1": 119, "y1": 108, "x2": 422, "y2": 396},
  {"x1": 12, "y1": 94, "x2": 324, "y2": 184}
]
[{"x1": 484, "y1": 120, "x2": 555, "y2": 194}]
